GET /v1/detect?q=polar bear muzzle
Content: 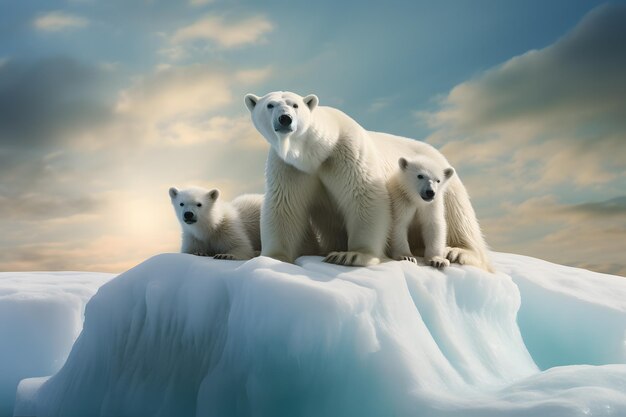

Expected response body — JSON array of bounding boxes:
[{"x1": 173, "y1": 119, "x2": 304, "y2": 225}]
[
  {"x1": 274, "y1": 113, "x2": 296, "y2": 133},
  {"x1": 421, "y1": 189, "x2": 435, "y2": 202},
  {"x1": 183, "y1": 211, "x2": 197, "y2": 224}
]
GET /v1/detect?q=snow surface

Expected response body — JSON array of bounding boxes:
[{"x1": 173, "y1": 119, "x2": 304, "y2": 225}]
[
  {"x1": 0, "y1": 272, "x2": 114, "y2": 417},
  {"x1": 10, "y1": 254, "x2": 626, "y2": 417}
]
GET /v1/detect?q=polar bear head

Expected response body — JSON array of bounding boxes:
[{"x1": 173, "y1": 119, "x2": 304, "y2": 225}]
[
  {"x1": 244, "y1": 91, "x2": 321, "y2": 172},
  {"x1": 169, "y1": 186, "x2": 220, "y2": 230},
  {"x1": 398, "y1": 156, "x2": 455, "y2": 202}
]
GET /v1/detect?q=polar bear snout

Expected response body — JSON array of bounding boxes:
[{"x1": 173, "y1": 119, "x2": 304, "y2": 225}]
[
  {"x1": 274, "y1": 113, "x2": 296, "y2": 133},
  {"x1": 183, "y1": 211, "x2": 197, "y2": 224},
  {"x1": 421, "y1": 189, "x2": 435, "y2": 202},
  {"x1": 278, "y1": 114, "x2": 292, "y2": 127}
]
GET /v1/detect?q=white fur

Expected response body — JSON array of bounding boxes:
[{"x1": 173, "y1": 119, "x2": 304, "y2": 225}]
[
  {"x1": 245, "y1": 91, "x2": 493, "y2": 271},
  {"x1": 169, "y1": 186, "x2": 262, "y2": 260},
  {"x1": 387, "y1": 156, "x2": 455, "y2": 269},
  {"x1": 371, "y1": 132, "x2": 493, "y2": 271},
  {"x1": 246, "y1": 91, "x2": 389, "y2": 266}
]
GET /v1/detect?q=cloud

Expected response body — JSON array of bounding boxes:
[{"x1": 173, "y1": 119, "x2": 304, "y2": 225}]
[
  {"x1": 0, "y1": 57, "x2": 113, "y2": 150},
  {"x1": 421, "y1": 4, "x2": 626, "y2": 189},
  {"x1": 113, "y1": 64, "x2": 270, "y2": 147},
  {"x1": 115, "y1": 65, "x2": 233, "y2": 122},
  {"x1": 0, "y1": 193, "x2": 102, "y2": 222},
  {"x1": 571, "y1": 196, "x2": 626, "y2": 216},
  {"x1": 483, "y1": 196, "x2": 626, "y2": 276},
  {"x1": 367, "y1": 96, "x2": 393, "y2": 113},
  {"x1": 0, "y1": 236, "x2": 175, "y2": 273},
  {"x1": 170, "y1": 15, "x2": 273, "y2": 49},
  {"x1": 0, "y1": 54, "x2": 272, "y2": 272},
  {"x1": 32, "y1": 11, "x2": 89, "y2": 32},
  {"x1": 189, "y1": 0, "x2": 213, "y2": 6},
  {"x1": 416, "y1": 4, "x2": 626, "y2": 277},
  {"x1": 0, "y1": 186, "x2": 180, "y2": 272},
  {"x1": 156, "y1": 115, "x2": 265, "y2": 147}
]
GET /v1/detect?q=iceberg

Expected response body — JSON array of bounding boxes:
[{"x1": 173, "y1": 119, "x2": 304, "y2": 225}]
[
  {"x1": 11, "y1": 253, "x2": 626, "y2": 417},
  {"x1": 0, "y1": 272, "x2": 114, "y2": 417}
]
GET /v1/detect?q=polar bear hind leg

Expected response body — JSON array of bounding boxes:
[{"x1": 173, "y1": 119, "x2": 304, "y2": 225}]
[{"x1": 443, "y1": 179, "x2": 494, "y2": 272}]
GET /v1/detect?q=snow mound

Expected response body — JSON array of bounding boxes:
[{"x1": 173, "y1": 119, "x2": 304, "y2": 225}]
[
  {"x1": 14, "y1": 254, "x2": 626, "y2": 417},
  {"x1": 0, "y1": 272, "x2": 114, "y2": 417},
  {"x1": 493, "y1": 252, "x2": 626, "y2": 369}
]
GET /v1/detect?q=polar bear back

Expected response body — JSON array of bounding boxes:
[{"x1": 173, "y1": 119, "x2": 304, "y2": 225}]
[{"x1": 369, "y1": 132, "x2": 451, "y2": 178}]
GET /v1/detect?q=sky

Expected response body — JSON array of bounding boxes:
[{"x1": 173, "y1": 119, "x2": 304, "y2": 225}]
[{"x1": 0, "y1": 0, "x2": 624, "y2": 275}]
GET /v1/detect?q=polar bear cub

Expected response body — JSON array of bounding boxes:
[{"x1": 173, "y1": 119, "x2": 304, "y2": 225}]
[
  {"x1": 387, "y1": 156, "x2": 455, "y2": 269},
  {"x1": 169, "y1": 186, "x2": 262, "y2": 260}
]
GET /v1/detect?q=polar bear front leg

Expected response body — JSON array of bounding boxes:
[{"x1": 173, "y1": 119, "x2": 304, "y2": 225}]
[
  {"x1": 261, "y1": 152, "x2": 317, "y2": 263},
  {"x1": 420, "y1": 200, "x2": 450, "y2": 269},
  {"x1": 214, "y1": 252, "x2": 252, "y2": 260},
  {"x1": 321, "y1": 178, "x2": 390, "y2": 266},
  {"x1": 214, "y1": 237, "x2": 255, "y2": 261},
  {"x1": 309, "y1": 187, "x2": 348, "y2": 254},
  {"x1": 181, "y1": 234, "x2": 210, "y2": 256},
  {"x1": 389, "y1": 207, "x2": 418, "y2": 264},
  {"x1": 444, "y1": 178, "x2": 494, "y2": 271}
]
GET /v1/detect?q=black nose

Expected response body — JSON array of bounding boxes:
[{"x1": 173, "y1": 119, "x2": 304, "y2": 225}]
[
  {"x1": 278, "y1": 114, "x2": 292, "y2": 127},
  {"x1": 425, "y1": 190, "x2": 435, "y2": 198},
  {"x1": 184, "y1": 211, "x2": 194, "y2": 220}
]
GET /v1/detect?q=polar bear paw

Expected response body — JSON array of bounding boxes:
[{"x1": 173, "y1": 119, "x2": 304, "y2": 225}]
[
  {"x1": 214, "y1": 253, "x2": 236, "y2": 260},
  {"x1": 445, "y1": 247, "x2": 475, "y2": 265},
  {"x1": 215, "y1": 253, "x2": 255, "y2": 260},
  {"x1": 324, "y1": 251, "x2": 380, "y2": 267},
  {"x1": 398, "y1": 255, "x2": 418, "y2": 264},
  {"x1": 192, "y1": 251, "x2": 210, "y2": 257},
  {"x1": 427, "y1": 256, "x2": 450, "y2": 269}
]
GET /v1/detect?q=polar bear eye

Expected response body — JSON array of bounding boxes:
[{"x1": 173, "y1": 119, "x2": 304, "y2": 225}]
[
  {"x1": 293, "y1": 104, "x2": 299, "y2": 109},
  {"x1": 197, "y1": 203, "x2": 202, "y2": 207},
  {"x1": 437, "y1": 180, "x2": 441, "y2": 183},
  {"x1": 179, "y1": 202, "x2": 184, "y2": 207},
  {"x1": 417, "y1": 175, "x2": 424, "y2": 180},
  {"x1": 267, "y1": 104, "x2": 274, "y2": 109}
]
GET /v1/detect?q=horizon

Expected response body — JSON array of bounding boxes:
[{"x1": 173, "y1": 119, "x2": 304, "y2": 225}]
[{"x1": 0, "y1": 0, "x2": 625, "y2": 275}]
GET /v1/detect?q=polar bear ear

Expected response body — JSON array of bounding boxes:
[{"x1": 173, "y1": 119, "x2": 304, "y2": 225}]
[
  {"x1": 398, "y1": 157, "x2": 408, "y2": 171},
  {"x1": 303, "y1": 94, "x2": 319, "y2": 111},
  {"x1": 169, "y1": 187, "x2": 178, "y2": 199},
  {"x1": 244, "y1": 94, "x2": 260, "y2": 112},
  {"x1": 443, "y1": 167, "x2": 455, "y2": 180},
  {"x1": 208, "y1": 189, "x2": 220, "y2": 201}
]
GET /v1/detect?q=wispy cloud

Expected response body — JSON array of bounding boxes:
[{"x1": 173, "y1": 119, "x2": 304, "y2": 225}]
[
  {"x1": 115, "y1": 65, "x2": 234, "y2": 122},
  {"x1": 367, "y1": 96, "x2": 394, "y2": 113},
  {"x1": 33, "y1": 11, "x2": 89, "y2": 32},
  {"x1": 0, "y1": 193, "x2": 102, "y2": 221},
  {"x1": 0, "y1": 55, "x2": 270, "y2": 272},
  {"x1": 0, "y1": 57, "x2": 112, "y2": 150},
  {"x1": 189, "y1": 0, "x2": 213, "y2": 6},
  {"x1": 170, "y1": 15, "x2": 273, "y2": 49},
  {"x1": 417, "y1": 4, "x2": 626, "y2": 276},
  {"x1": 113, "y1": 64, "x2": 270, "y2": 147},
  {"x1": 482, "y1": 196, "x2": 626, "y2": 276},
  {"x1": 421, "y1": 4, "x2": 626, "y2": 189}
]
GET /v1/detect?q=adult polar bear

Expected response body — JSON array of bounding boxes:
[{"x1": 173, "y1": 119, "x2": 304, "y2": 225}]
[{"x1": 245, "y1": 91, "x2": 492, "y2": 271}]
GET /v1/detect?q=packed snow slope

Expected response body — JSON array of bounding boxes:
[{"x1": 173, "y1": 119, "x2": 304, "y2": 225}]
[
  {"x1": 14, "y1": 253, "x2": 626, "y2": 417},
  {"x1": 0, "y1": 272, "x2": 114, "y2": 417}
]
